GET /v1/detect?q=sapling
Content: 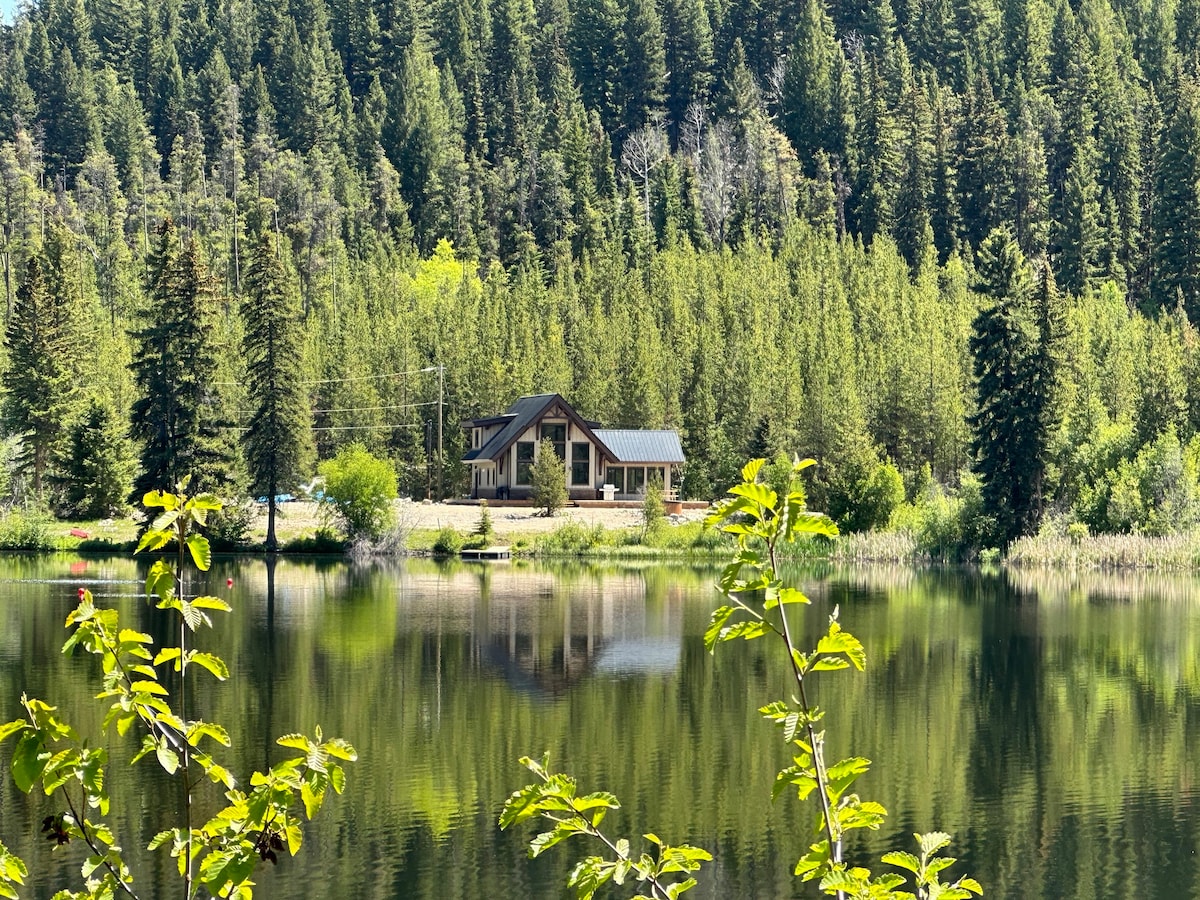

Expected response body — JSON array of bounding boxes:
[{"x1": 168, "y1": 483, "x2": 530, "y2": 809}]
[
  {"x1": 503, "y1": 457, "x2": 982, "y2": 900},
  {"x1": 0, "y1": 485, "x2": 355, "y2": 900}
]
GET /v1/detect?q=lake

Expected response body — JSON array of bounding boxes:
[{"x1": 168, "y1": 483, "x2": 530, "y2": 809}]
[{"x1": 2, "y1": 555, "x2": 1199, "y2": 899}]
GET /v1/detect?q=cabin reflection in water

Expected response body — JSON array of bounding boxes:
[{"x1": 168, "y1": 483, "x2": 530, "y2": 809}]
[{"x1": 404, "y1": 564, "x2": 688, "y2": 697}]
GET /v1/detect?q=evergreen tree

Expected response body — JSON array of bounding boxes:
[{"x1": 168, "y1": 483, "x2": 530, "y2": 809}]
[
  {"x1": 241, "y1": 230, "x2": 314, "y2": 551},
  {"x1": 129, "y1": 220, "x2": 229, "y2": 502},
  {"x1": 1151, "y1": 74, "x2": 1200, "y2": 316},
  {"x1": 2, "y1": 256, "x2": 76, "y2": 502},
  {"x1": 58, "y1": 398, "x2": 135, "y2": 518},
  {"x1": 969, "y1": 228, "x2": 1055, "y2": 547}
]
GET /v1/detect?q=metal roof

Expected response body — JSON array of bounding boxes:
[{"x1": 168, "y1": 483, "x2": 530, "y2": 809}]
[
  {"x1": 593, "y1": 429, "x2": 685, "y2": 463},
  {"x1": 464, "y1": 394, "x2": 618, "y2": 463}
]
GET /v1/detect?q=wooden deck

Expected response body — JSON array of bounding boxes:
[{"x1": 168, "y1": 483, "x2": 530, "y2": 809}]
[{"x1": 460, "y1": 546, "x2": 512, "y2": 560}]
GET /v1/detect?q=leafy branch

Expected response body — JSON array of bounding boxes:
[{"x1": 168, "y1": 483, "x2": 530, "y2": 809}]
[
  {"x1": 499, "y1": 754, "x2": 711, "y2": 900},
  {"x1": 0, "y1": 485, "x2": 356, "y2": 900},
  {"x1": 705, "y1": 457, "x2": 981, "y2": 899}
]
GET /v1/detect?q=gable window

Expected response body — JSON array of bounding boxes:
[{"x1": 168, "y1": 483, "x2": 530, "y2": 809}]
[
  {"x1": 540, "y1": 423, "x2": 566, "y2": 462},
  {"x1": 515, "y1": 441, "x2": 535, "y2": 484},
  {"x1": 571, "y1": 444, "x2": 590, "y2": 486}
]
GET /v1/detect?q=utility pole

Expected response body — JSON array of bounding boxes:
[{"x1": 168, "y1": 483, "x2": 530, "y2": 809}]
[{"x1": 437, "y1": 364, "x2": 444, "y2": 500}]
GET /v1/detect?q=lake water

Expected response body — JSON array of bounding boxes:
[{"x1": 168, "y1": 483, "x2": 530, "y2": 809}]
[{"x1": 2, "y1": 555, "x2": 1200, "y2": 899}]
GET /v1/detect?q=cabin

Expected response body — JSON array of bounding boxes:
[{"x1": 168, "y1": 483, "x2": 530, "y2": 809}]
[{"x1": 462, "y1": 394, "x2": 685, "y2": 501}]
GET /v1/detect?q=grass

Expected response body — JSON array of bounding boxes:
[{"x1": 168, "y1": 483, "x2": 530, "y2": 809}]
[{"x1": 1006, "y1": 530, "x2": 1200, "y2": 570}]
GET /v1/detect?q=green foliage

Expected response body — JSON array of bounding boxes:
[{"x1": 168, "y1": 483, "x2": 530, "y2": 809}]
[
  {"x1": 641, "y1": 476, "x2": 665, "y2": 538},
  {"x1": 0, "y1": 508, "x2": 56, "y2": 551},
  {"x1": 474, "y1": 500, "x2": 494, "y2": 542},
  {"x1": 505, "y1": 457, "x2": 981, "y2": 897},
  {"x1": 319, "y1": 443, "x2": 398, "y2": 540},
  {"x1": 530, "y1": 438, "x2": 567, "y2": 518},
  {"x1": 129, "y1": 221, "x2": 230, "y2": 503},
  {"x1": 280, "y1": 526, "x2": 346, "y2": 554},
  {"x1": 0, "y1": 485, "x2": 355, "y2": 899},
  {"x1": 432, "y1": 526, "x2": 464, "y2": 555},
  {"x1": 57, "y1": 399, "x2": 134, "y2": 519},
  {"x1": 241, "y1": 230, "x2": 314, "y2": 552},
  {"x1": 500, "y1": 753, "x2": 711, "y2": 900},
  {"x1": 2, "y1": 251, "x2": 78, "y2": 502},
  {"x1": 702, "y1": 457, "x2": 980, "y2": 896}
]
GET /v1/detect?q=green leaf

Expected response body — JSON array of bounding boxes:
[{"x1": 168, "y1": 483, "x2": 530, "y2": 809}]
[
  {"x1": 136, "y1": 529, "x2": 173, "y2": 554},
  {"x1": 156, "y1": 741, "x2": 179, "y2": 775},
  {"x1": 918, "y1": 832, "x2": 953, "y2": 857},
  {"x1": 145, "y1": 560, "x2": 175, "y2": 600},
  {"x1": 184, "y1": 533, "x2": 212, "y2": 571},
  {"x1": 704, "y1": 606, "x2": 736, "y2": 652},
  {"x1": 130, "y1": 680, "x2": 169, "y2": 695},
  {"x1": 277, "y1": 734, "x2": 312, "y2": 752},
  {"x1": 0, "y1": 721, "x2": 27, "y2": 744},
  {"x1": 189, "y1": 652, "x2": 230, "y2": 680},
  {"x1": 882, "y1": 850, "x2": 920, "y2": 873},
  {"x1": 192, "y1": 596, "x2": 232, "y2": 612},
  {"x1": 143, "y1": 490, "x2": 178, "y2": 511},
  {"x1": 190, "y1": 493, "x2": 223, "y2": 511},
  {"x1": 11, "y1": 732, "x2": 48, "y2": 793},
  {"x1": 740, "y1": 458, "x2": 766, "y2": 483},
  {"x1": 322, "y1": 737, "x2": 357, "y2": 761},
  {"x1": 816, "y1": 622, "x2": 867, "y2": 671},
  {"x1": 154, "y1": 647, "x2": 183, "y2": 667},
  {"x1": 728, "y1": 482, "x2": 777, "y2": 511}
]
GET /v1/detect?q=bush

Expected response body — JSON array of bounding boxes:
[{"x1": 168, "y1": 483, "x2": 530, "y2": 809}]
[
  {"x1": 204, "y1": 497, "x2": 255, "y2": 549},
  {"x1": 0, "y1": 508, "x2": 55, "y2": 550},
  {"x1": 432, "y1": 526, "x2": 463, "y2": 555},
  {"x1": 474, "y1": 500, "x2": 494, "y2": 542},
  {"x1": 530, "y1": 439, "x2": 567, "y2": 516},
  {"x1": 282, "y1": 526, "x2": 345, "y2": 554},
  {"x1": 539, "y1": 522, "x2": 609, "y2": 553},
  {"x1": 319, "y1": 444, "x2": 398, "y2": 539}
]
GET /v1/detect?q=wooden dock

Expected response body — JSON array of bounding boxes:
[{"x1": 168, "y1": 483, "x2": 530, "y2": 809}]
[{"x1": 460, "y1": 546, "x2": 512, "y2": 560}]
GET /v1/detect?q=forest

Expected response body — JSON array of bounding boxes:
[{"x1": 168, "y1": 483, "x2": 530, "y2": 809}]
[{"x1": 1, "y1": 0, "x2": 1200, "y2": 551}]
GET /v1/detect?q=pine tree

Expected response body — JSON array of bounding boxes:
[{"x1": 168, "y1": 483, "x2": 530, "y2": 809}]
[
  {"x1": 1151, "y1": 73, "x2": 1200, "y2": 316},
  {"x1": 129, "y1": 220, "x2": 230, "y2": 502},
  {"x1": 660, "y1": 0, "x2": 712, "y2": 137},
  {"x1": 781, "y1": 0, "x2": 840, "y2": 174},
  {"x1": 2, "y1": 256, "x2": 77, "y2": 502},
  {"x1": 241, "y1": 231, "x2": 314, "y2": 551},
  {"x1": 969, "y1": 228, "x2": 1055, "y2": 547},
  {"x1": 58, "y1": 398, "x2": 135, "y2": 518}
]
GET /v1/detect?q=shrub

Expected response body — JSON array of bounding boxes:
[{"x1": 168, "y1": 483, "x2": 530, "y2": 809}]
[
  {"x1": 474, "y1": 500, "x2": 494, "y2": 542},
  {"x1": 281, "y1": 526, "x2": 345, "y2": 553},
  {"x1": 530, "y1": 439, "x2": 567, "y2": 516},
  {"x1": 0, "y1": 508, "x2": 54, "y2": 550},
  {"x1": 432, "y1": 526, "x2": 463, "y2": 555},
  {"x1": 204, "y1": 497, "x2": 255, "y2": 549},
  {"x1": 319, "y1": 443, "x2": 398, "y2": 539}
]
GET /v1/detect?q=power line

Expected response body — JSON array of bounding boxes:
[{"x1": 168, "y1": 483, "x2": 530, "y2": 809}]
[
  {"x1": 311, "y1": 401, "x2": 439, "y2": 414},
  {"x1": 214, "y1": 365, "x2": 440, "y2": 388}
]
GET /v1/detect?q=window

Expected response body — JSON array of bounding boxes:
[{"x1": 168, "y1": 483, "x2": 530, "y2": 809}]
[
  {"x1": 515, "y1": 442, "x2": 535, "y2": 484},
  {"x1": 540, "y1": 422, "x2": 566, "y2": 462},
  {"x1": 630, "y1": 467, "x2": 646, "y2": 494},
  {"x1": 606, "y1": 467, "x2": 624, "y2": 492},
  {"x1": 571, "y1": 444, "x2": 590, "y2": 486}
]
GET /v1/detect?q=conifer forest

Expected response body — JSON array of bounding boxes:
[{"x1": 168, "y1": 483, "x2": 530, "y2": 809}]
[{"x1": 3, "y1": 0, "x2": 1200, "y2": 550}]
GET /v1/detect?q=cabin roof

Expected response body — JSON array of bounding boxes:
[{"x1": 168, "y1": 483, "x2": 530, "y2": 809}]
[
  {"x1": 465, "y1": 394, "x2": 616, "y2": 463},
  {"x1": 593, "y1": 429, "x2": 686, "y2": 463}
]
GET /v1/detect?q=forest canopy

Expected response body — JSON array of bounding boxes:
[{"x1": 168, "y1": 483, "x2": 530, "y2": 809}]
[{"x1": 1, "y1": 0, "x2": 1200, "y2": 549}]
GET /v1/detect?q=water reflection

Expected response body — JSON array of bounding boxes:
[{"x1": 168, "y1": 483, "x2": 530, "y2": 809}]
[{"x1": 4, "y1": 557, "x2": 1200, "y2": 898}]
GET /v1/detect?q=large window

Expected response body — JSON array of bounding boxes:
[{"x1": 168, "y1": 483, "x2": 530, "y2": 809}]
[
  {"x1": 629, "y1": 466, "x2": 646, "y2": 495},
  {"x1": 515, "y1": 441, "x2": 535, "y2": 485},
  {"x1": 606, "y1": 467, "x2": 625, "y2": 493},
  {"x1": 571, "y1": 444, "x2": 590, "y2": 486},
  {"x1": 540, "y1": 423, "x2": 566, "y2": 462}
]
